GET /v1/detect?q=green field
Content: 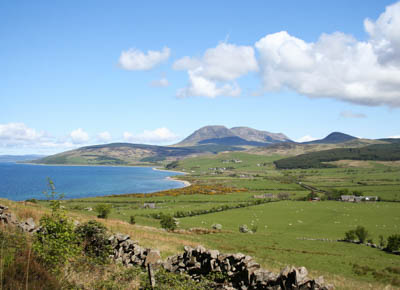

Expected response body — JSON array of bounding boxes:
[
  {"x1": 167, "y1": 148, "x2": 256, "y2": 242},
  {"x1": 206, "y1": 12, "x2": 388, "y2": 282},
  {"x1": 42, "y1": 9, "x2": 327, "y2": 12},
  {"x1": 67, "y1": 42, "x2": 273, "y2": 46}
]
[{"x1": 37, "y1": 151, "x2": 400, "y2": 288}]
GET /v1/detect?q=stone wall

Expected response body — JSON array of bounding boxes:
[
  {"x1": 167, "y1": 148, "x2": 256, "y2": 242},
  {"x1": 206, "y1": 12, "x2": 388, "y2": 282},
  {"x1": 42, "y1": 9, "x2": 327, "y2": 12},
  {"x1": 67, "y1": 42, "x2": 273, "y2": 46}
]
[{"x1": 0, "y1": 204, "x2": 333, "y2": 289}]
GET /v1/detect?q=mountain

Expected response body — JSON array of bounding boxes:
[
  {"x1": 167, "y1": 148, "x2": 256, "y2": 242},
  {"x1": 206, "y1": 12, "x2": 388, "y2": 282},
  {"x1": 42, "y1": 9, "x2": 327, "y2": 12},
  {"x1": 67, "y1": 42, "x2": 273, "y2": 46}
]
[
  {"x1": 176, "y1": 125, "x2": 291, "y2": 146},
  {"x1": 230, "y1": 127, "x2": 290, "y2": 143},
  {"x1": 0, "y1": 155, "x2": 46, "y2": 162},
  {"x1": 304, "y1": 132, "x2": 357, "y2": 144},
  {"x1": 32, "y1": 143, "x2": 244, "y2": 165}
]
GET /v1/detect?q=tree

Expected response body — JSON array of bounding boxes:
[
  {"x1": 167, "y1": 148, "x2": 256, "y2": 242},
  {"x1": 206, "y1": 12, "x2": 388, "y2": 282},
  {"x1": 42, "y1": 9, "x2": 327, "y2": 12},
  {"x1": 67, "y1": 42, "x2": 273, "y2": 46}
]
[
  {"x1": 129, "y1": 215, "x2": 136, "y2": 225},
  {"x1": 344, "y1": 229, "x2": 357, "y2": 241},
  {"x1": 95, "y1": 204, "x2": 112, "y2": 219},
  {"x1": 386, "y1": 234, "x2": 400, "y2": 252},
  {"x1": 160, "y1": 215, "x2": 177, "y2": 231},
  {"x1": 355, "y1": 226, "x2": 369, "y2": 243}
]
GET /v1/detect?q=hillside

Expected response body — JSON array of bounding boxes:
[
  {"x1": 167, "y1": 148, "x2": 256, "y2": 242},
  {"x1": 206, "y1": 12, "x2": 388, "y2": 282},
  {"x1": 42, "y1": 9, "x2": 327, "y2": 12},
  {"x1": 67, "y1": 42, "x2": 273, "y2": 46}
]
[
  {"x1": 249, "y1": 138, "x2": 385, "y2": 157},
  {"x1": 274, "y1": 142, "x2": 400, "y2": 169},
  {"x1": 33, "y1": 143, "x2": 244, "y2": 165},
  {"x1": 304, "y1": 132, "x2": 357, "y2": 144},
  {"x1": 175, "y1": 125, "x2": 291, "y2": 146}
]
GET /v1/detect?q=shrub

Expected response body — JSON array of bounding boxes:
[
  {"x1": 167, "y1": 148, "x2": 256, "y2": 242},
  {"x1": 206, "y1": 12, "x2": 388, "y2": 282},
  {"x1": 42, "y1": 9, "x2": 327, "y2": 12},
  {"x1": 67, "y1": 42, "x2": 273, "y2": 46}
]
[
  {"x1": 379, "y1": 235, "x2": 386, "y2": 248},
  {"x1": 251, "y1": 225, "x2": 258, "y2": 233},
  {"x1": 33, "y1": 179, "x2": 79, "y2": 270},
  {"x1": 344, "y1": 229, "x2": 357, "y2": 241},
  {"x1": 160, "y1": 215, "x2": 177, "y2": 231},
  {"x1": 386, "y1": 234, "x2": 400, "y2": 252},
  {"x1": 75, "y1": 220, "x2": 113, "y2": 263},
  {"x1": 130, "y1": 215, "x2": 136, "y2": 225},
  {"x1": 355, "y1": 226, "x2": 369, "y2": 243},
  {"x1": 95, "y1": 204, "x2": 112, "y2": 219}
]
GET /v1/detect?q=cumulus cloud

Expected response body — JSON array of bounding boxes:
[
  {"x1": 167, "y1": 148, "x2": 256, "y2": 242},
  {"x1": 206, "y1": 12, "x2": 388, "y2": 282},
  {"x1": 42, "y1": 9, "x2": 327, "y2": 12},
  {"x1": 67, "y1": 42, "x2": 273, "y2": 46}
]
[
  {"x1": 296, "y1": 135, "x2": 319, "y2": 143},
  {"x1": 97, "y1": 131, "x2": 112, "y2": 143},
  {"x1": 123, "y1": 127, "x2": 178, "y2": 144},
  {"x1": 119, "y1": 47, "x2": 170, "y2": 70},
  {"x1": 0, "y1": 123, "x2": 45, "y2": 144},
  {"x1": 150, "y1": 77, "x2": 169, "y2": 87},
  {"x1": 0, "y1": 122, "x2": 78, "y2": 153},
  {"x1": 70, "y1": 128, "x2": 89, "y2": 144},
  {"x1": 340, "y1": 111, "x2": 367, "y2": 118},
  {"x1": 174, "y1": 42, "x2": 258, "y2": 98},
  {"x1": 255, "y1": 1, "x2": 400, "y2": 107}
]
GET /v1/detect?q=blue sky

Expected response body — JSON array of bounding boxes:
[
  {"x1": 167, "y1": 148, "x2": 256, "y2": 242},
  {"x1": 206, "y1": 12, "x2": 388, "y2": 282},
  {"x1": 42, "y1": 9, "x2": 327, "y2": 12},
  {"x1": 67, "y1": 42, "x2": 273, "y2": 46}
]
[{"x1": 1, "y1": 0, "x2": 400, "y2": 154}]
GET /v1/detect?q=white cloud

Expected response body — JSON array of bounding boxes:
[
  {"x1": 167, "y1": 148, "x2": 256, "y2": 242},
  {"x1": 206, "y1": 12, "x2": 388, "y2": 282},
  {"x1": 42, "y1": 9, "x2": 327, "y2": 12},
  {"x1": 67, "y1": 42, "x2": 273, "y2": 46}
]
[
  {"x1": 340, "y1": 111, "x2": 367, "y2": 118},
  {"x1": 119, "y1": 47, "x2": 170, "y2": 70},
  {"x1": 177, "y1": 69, "x2": 241, "y2": 98},
  {"x1": 255, "y1": 1, "x2": 400, "y2": 107},
  {"x1": 0, "y1": 123, "x2": 45, "y2": 144},
  {"x1": 150, "y1": 77, "x2": 169, "y2": 87},
  {"x1": 389, "y1": 135, "x2": 400, "y2": 138},
  {"x1": 174, "y1": 42, "x2": 258, "y2": 98},
  {"x1": 296, "y1": 135, "x2": 318, "y2": 143},
  {"x1": 0, "y1": 122, "x2": 78, "y2": 154},
  {"x1": 123, "y1": 127, "x2": 178, "y2": 144},
  {"x1": 70, "y1": 128, "x2": 89, "y2": 144},
  {"x1": 97, "y1": 131, "x2": 112, "y2": 142}
]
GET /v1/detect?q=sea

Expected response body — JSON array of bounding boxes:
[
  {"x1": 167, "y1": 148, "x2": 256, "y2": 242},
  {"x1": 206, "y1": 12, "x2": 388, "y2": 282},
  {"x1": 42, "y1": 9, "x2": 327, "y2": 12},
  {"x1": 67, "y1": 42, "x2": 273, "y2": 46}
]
[{"x1": 0, "y1": 163, "x2": 185, "y2": 201}]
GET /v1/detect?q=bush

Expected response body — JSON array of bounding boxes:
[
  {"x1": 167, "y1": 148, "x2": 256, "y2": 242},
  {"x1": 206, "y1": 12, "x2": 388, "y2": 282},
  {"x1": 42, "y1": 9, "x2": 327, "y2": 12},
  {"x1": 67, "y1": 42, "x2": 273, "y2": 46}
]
[
  {"x1": 355, "y1": 226, "x2": 369, "y2": 243},
  {"x1": 379, "y1": 235, "x2": 386, "y2": 248},
  {"x1": 33, "y1": 179, "x2": 79, "y2": 270},
  {"x1": 95, "y1": 204, "x2": 112, "y2": 219},
  {"x1": 130, "y1": 215, "x2": 136, "y2": 225},
  {"x1": 160, "y1": 215, "x2": 177, "y2": 231},
  {"x1": 75, "y1": 220, "x2": 113, "y2": 263},
  {"x1": 387, "y1": 234, "x2": 400, "y2": 252},
  {"x1": 344, "y1": 229, "x2": 357, "y2": 241}
]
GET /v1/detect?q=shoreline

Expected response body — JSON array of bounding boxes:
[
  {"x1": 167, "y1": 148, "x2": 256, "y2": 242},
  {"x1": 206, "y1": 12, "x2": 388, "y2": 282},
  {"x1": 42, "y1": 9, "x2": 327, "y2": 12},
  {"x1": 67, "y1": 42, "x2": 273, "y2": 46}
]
[
  {"x1": 165, "y1": 176, "x2": 191, "y2": 188},
  {"x1": 1, "y1": 162, "x2": 191, "y2": 200}
]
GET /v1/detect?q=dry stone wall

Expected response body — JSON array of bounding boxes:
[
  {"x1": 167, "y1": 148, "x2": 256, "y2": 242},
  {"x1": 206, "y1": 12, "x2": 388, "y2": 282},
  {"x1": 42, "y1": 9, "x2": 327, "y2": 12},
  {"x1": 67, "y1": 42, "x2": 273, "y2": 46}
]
[{"x1": 0, "y1": 204, "x2": 333, "y2": 289}]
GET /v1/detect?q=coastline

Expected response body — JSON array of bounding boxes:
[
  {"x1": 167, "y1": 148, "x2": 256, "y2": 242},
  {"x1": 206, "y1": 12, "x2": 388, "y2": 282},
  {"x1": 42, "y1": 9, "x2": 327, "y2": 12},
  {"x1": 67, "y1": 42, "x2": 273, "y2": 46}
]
[{"x1": 166, "y1": 176, "x2": 191, "y2": 188}]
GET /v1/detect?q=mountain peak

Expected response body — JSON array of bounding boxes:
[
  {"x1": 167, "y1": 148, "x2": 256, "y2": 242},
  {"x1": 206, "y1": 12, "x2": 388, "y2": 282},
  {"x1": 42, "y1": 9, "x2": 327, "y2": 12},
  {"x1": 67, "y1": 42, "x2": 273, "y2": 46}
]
[
  {"x1": 175, "y1": 125, "x2": 291, "y2": 146},
  {"x1": 305, "y1": 132, "x2": 357, "y2": 144}
]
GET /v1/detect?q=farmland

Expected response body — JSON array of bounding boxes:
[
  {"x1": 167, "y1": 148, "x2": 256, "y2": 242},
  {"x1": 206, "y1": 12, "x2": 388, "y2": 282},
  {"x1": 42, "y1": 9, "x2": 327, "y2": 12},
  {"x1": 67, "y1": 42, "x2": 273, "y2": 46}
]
[{"x1": 33, "y1": 151, "x2": 400, "y2": 288}]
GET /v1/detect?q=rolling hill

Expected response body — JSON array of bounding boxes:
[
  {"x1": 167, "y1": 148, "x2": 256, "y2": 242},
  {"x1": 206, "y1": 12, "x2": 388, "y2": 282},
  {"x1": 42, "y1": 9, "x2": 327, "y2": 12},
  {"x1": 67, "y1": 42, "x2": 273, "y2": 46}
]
[{"x1": 32, "y1": 143, "x2": 245, "y2": 165}]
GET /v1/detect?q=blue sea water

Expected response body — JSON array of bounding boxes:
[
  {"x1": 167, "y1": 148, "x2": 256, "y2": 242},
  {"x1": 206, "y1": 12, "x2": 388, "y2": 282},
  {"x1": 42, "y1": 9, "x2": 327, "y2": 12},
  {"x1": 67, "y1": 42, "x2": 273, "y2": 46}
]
[{"x1": 0, "y1": 163, "x2": 185, "y2": 201}]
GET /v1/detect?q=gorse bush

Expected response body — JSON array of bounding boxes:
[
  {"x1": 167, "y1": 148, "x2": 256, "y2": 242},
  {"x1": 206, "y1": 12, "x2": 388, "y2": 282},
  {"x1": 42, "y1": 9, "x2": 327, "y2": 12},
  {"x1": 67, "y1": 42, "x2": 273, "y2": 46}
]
[
  {"x1": 95, "y1": 204, "x2": 112, "y2": 219},
  {"x1": 75, "y1": 220, "x2": 113, "y2": 264}
]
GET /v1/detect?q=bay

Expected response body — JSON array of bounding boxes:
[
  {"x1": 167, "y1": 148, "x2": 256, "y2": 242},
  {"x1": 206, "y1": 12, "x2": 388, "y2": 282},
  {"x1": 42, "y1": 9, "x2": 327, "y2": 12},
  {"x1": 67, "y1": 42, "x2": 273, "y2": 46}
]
[{"x1": 0, "y1": 163, "x2": 185, "y2": 201}]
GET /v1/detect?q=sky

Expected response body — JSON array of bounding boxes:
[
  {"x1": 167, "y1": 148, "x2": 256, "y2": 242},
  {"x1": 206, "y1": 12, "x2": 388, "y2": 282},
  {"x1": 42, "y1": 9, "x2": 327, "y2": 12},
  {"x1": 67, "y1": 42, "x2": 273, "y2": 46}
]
[{"x1": 1, "y1": 0, "x2": 400, "y2": 154}]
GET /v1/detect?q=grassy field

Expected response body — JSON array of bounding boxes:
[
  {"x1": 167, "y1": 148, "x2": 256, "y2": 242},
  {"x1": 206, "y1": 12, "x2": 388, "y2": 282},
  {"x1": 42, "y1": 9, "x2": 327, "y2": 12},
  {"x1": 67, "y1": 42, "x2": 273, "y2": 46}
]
[{"x1": 29, "y1": 151, "x2": 400, "y2": 288}]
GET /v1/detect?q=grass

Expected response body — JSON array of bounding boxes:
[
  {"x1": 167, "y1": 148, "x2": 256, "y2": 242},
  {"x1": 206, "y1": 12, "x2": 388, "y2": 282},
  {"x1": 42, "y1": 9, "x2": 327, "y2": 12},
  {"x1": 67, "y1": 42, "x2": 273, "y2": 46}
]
[{"x1": 6, "y1": 150, "x2": 400, "y2": 289}]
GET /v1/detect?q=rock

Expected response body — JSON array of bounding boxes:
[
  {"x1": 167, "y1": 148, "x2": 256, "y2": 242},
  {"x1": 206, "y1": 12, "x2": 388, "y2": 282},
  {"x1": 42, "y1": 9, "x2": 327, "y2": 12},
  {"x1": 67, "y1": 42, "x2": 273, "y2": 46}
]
[
  {"x1": 145, "y1": 250, "x2": 162, "y2": 267},
  {"x1": 239, "y1": 225, "x2": 249, "y2": 233},
  {"x1": 209, "y1": 249, "x2": 220, "y2": 259},
  {"x1": 212, "y1": 223, "x2": 222, "y2": 230},
  {"x1": 115, "y1": 233, "x2": 130, "y2": 242},
  {"x1": 295, "y1": 266, "x2": 309, "y2": 284}
]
